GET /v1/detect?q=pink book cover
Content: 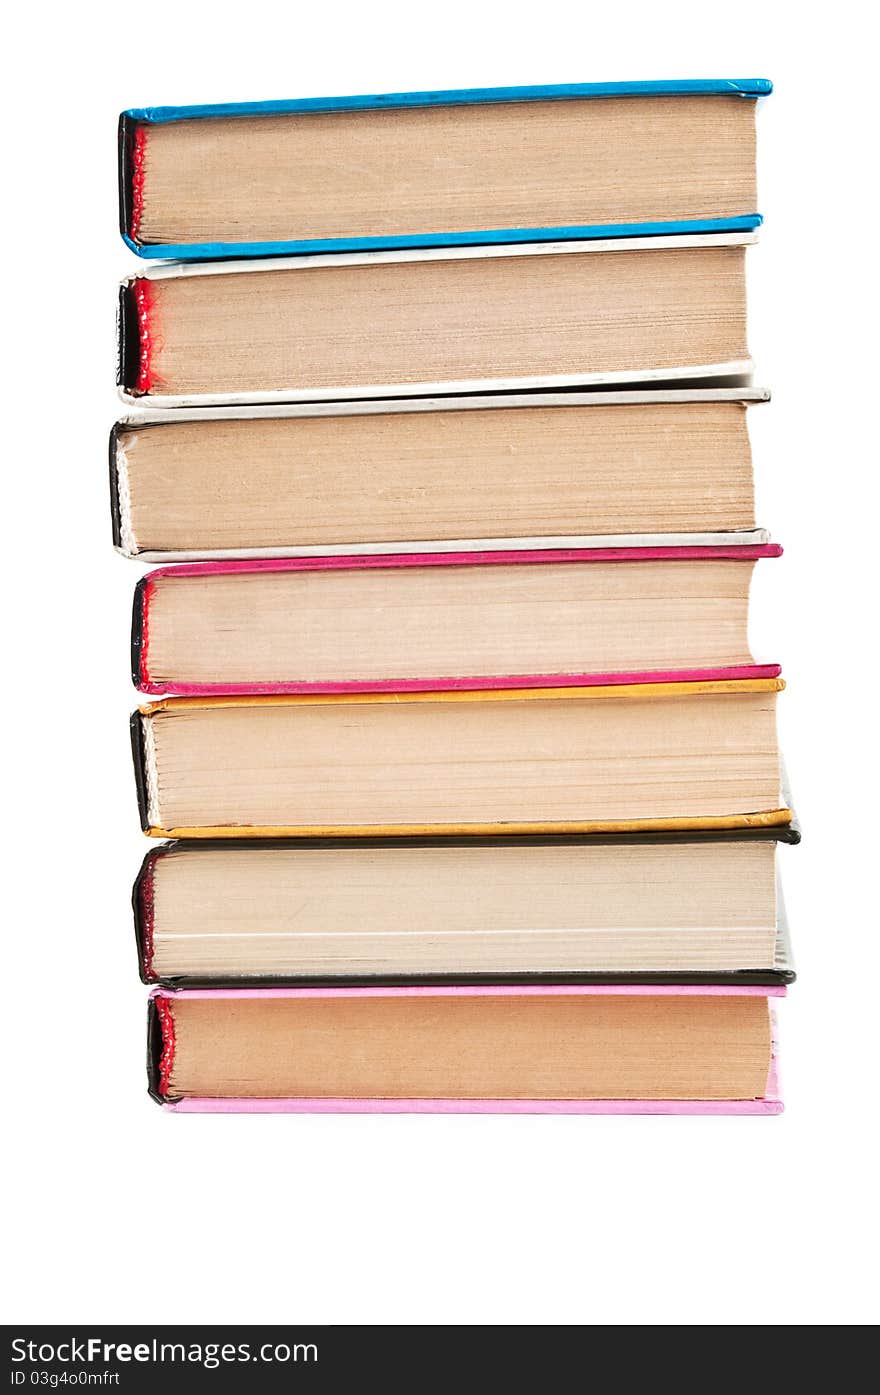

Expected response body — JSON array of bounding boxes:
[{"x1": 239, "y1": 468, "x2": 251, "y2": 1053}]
[
  {"x1": 149, "y1": 984, "x2": 785, "y2": 1116},
  {"x1": 132, "y1": 544, "x2": 783, "y2": 696}
]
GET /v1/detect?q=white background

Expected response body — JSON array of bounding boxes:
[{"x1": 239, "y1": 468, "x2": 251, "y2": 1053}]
[{"x1": 3, "y1": 0, "x2": 878, "y2": 1326}]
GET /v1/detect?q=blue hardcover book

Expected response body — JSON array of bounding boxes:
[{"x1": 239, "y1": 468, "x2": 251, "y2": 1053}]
[{"x1": 119, "y1": 78, "x2": 770, "y2": 261}]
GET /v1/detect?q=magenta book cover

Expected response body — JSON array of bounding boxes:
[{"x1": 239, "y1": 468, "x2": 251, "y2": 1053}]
[{"x1": 133, "y1": 544, "x2": 782, "y2": 696}]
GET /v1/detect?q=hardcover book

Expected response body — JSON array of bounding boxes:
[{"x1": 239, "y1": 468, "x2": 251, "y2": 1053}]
[
  {"x1": 119, "y1": 74, "x2": 794, "y2": 1124},
  {"x1": 131, "y1": 680, "x2": 789, "y2": 838},
  {"x1": 135, "y1": 831, "x2": 798, "y2": 987},
  {"x1": 117, "y1": 234, "x2": 754, "y2": 406},
  {"x1": 147, "y1": 984, "x2": 785, "y2": 1114},
  {"x1": 131, "y1": 547, "x2": 782, "y2": 697},
  {"x1": 111, "y1": 389, "x2": 770, "y2": 562},
  {"x1": 119, "y1": 79, "x2": 769, "y2": 260}
]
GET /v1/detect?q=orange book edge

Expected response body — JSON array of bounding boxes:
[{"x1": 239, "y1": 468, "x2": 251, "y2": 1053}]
[
  {"x1": 146, "y1": 810, "x2": 794, "y2": 839},
  {"x1": 139, "y1": 677, "x2": 785, "y2": 716}
]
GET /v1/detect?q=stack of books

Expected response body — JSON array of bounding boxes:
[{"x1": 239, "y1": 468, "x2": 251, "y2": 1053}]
[{"x1": 115, "y1": 77, "x2": 797, "y2": 1115}]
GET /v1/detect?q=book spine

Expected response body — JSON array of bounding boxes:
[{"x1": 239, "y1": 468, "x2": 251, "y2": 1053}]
[
  {"x1": 130, "y1": 711, "x2": 150, "y2": 834},
  {"x1": 131, "y1": 577, "x2": 150, "y2": 686},
  {"x1": 116, "y1": 280, "x2": 153, "y2": 395},
  {"x1": 117, "y1": 114, "x2": 137, "y2": 245},
  {"x1": 116, "y1": 283, "x2": 138, "y2": 394},
  {"x1": 108, "y1": 424, "x2": 124, "y2": 552},
  {"x1": 132, "y1": 848, "x2": 161, "y2": 984},
  {"x1": 145, "y1": 996, "x2": 165, "y2": 1104}
]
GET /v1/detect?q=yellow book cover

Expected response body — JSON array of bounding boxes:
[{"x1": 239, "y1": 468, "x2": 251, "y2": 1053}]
[{"x1": 132, "y1": 680, "x2": 790, "y2": 838}]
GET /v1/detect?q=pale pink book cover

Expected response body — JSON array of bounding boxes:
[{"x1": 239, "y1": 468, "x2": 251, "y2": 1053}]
[{"x1": 152, "y1": 986, "x2": 784, "y2": 1116}]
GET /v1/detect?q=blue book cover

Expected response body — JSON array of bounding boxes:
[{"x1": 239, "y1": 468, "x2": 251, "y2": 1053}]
[{"x1": 119, "y1": 78, "x2": 771, "y2": 261}]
